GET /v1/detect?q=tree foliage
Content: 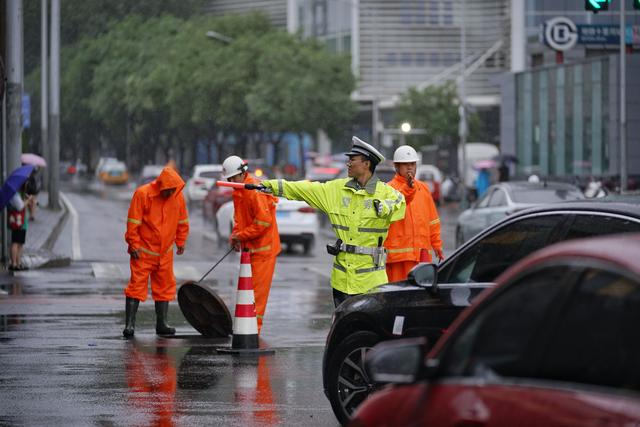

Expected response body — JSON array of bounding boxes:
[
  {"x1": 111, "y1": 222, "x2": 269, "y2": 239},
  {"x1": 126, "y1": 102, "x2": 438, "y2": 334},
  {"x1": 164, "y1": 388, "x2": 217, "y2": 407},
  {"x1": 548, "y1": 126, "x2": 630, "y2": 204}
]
[
  {"x1": 394, "y1": 82, "x2": 481, "y2": 149},
  {"x1": 25, "y1": 11, "x2": 357, "y2": 171}
]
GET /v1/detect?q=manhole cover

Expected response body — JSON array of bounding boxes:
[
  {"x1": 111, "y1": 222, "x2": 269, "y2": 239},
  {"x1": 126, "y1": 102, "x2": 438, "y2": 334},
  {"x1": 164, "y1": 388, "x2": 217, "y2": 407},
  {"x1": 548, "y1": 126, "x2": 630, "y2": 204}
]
[{"x1": 177, "y1": 281, "x2": 232, "y2": 338}]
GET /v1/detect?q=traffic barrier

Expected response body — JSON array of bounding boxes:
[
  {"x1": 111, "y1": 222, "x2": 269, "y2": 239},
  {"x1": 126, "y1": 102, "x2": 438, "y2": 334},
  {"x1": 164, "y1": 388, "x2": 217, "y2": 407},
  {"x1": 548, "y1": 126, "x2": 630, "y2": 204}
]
[{"x1": 218, "y1": 249, "x2": 274, "y2": 355}]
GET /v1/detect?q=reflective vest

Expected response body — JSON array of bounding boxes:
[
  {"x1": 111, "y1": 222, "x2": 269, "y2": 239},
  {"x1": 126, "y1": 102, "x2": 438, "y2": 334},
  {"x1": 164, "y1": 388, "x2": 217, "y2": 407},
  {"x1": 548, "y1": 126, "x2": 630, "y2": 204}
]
[
  {"x1": 231, "y1": 174, "x2": 281, "y2": 259},
  {"x1": 264, "y1": 175, "x2": 406, "y2": 294},
  {"x1": 385, "y1": 175, "x2": 442, "y2": 263}
]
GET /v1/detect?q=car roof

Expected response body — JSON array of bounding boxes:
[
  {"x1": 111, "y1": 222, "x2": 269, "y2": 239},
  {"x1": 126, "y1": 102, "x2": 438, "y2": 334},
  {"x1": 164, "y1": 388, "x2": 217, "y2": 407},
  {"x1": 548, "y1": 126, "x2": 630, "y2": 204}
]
[
  {"x1": 495, "y1": 181, "x2": 580, "y2": 192},
  {"x1": 511, "y1": 200, "x2": 640, "y2": 218},
  {"x1": 193, "y1": 164, "x2": 222, "y2": 172}
]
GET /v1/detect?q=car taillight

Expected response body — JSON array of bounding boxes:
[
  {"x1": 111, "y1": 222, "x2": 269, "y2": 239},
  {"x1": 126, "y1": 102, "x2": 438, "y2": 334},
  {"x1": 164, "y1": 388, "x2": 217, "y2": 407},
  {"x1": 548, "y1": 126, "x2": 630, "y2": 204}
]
[{"x1": 298, "y1": 206, "x2": 316, "y2": 213}]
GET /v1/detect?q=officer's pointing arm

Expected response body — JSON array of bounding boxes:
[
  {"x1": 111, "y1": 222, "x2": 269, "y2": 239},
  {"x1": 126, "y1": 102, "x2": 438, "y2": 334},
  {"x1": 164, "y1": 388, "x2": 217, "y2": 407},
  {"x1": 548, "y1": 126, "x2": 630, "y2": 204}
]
[{"x1": 262, "y1": 179, "x2": 331, "y2": 214}]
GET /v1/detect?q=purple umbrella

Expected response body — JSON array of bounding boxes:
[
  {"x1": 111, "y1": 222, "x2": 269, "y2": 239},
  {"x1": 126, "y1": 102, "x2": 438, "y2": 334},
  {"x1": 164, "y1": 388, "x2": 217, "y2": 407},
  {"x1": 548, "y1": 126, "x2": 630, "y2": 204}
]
[{"x1": 0, "y1": 165, "x2": 35, "y2": 209}]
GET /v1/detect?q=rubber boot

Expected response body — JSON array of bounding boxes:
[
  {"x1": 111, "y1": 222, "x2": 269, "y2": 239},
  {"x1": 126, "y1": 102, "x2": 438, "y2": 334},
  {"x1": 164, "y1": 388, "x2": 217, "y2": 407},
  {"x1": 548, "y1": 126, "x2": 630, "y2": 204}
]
[
  {"x1": 155, "y1": 301, "x2": 176, "y2": 336},
  {"x1": 123, "y1": 297, "x2": 140, "y2": 338}
]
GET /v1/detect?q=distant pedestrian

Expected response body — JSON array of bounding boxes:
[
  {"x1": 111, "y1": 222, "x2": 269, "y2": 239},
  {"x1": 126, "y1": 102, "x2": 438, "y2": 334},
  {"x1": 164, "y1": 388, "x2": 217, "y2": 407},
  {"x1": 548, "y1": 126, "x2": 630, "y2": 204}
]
[
  {"x1": 7, "y1": 184, "x2": 34, "y2": 271},
  {"x1": 476, "y1": 168, "x2": 491, "y2": 198},
  {"x1": 122, "y1": 167, "x2": 189, "y2": 338},
  {"x1": 498, "y1": 162, "x2": 510, "y2": 182},
  {"x1": 385, "y1": 145, "x2": 444, "y2": 282}
]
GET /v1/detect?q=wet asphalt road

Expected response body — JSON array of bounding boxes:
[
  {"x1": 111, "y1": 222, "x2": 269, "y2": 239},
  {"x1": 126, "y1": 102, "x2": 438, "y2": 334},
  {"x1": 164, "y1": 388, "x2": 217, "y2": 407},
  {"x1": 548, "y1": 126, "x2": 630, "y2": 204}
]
[{"x1": 0, "y1": 180, "x2": 460, "y2": 426}]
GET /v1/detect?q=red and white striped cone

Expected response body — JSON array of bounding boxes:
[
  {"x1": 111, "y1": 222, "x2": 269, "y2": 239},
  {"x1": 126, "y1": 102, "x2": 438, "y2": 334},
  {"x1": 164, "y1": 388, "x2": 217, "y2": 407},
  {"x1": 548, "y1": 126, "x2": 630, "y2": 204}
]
[{"x1": 218, "y1": 249, "x2": 274, "y2": 355}]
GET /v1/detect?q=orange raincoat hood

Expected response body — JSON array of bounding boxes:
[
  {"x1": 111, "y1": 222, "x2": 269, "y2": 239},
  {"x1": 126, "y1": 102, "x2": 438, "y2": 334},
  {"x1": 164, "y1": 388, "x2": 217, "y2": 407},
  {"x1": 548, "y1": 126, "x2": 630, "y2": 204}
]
[{"x1": 153, "y1": 167, "x2": 185, "y2": 195}]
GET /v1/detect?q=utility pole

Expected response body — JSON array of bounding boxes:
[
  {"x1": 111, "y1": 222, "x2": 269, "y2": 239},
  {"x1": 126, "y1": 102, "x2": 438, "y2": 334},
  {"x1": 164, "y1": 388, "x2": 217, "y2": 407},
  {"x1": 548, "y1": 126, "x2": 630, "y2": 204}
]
[
  {"x1": 48, "y1": 0, "x2": 60, "y2": 209},
  {"x1": 459, "y1": 0, "x2": 468, "y2": 207},
  {"x1": 5, "y1": 0, "x2": 23, "y2": 174},
  {"x1": 41, "y1": 0, "x2": 49, "y2": 191},
  {"x1": 620, "y1": 0, "x2": 627, "y2": 192}
]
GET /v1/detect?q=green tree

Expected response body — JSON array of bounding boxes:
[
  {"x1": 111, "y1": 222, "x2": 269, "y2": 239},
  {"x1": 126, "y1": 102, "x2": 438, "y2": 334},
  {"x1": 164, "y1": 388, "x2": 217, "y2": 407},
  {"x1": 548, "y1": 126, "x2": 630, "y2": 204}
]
[
  {"x1": 246, "y1": 32, "x2": 356, "y2": 171},
  {"x1": 394, "y1": 82, "x2": 481, "y2": 149}
]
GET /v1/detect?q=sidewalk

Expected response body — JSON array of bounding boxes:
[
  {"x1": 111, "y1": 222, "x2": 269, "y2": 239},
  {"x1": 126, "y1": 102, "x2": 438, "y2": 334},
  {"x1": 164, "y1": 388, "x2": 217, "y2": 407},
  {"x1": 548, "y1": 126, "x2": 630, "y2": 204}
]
[{"x1": 6, "y1": 191, "x2": 70, "y2": 271}]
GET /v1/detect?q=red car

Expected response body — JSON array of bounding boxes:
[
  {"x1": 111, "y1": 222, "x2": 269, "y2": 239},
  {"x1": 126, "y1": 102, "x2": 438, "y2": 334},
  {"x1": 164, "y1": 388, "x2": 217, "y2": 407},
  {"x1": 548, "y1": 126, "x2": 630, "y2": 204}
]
[{"x1": 352, "y1": 233, "x2": 640, "y2": 427}]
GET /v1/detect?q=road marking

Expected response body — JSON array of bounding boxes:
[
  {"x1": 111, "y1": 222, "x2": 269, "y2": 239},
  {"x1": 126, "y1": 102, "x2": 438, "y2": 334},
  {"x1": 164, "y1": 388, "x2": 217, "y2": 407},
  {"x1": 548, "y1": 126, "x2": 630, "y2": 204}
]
[
  {"x1": 92, "y1": 262, "x2": 127, "y2": 279},
  {"x1": 60, "y1": 192, "x2": 82, "y2": 260},
  {"x1": 91, "y1": 262, "x2": 201, "y2": 281}
]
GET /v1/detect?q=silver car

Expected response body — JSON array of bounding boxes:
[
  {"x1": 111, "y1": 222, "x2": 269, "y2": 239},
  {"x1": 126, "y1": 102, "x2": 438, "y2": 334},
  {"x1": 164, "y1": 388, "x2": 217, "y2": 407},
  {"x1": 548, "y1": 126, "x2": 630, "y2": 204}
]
[{"x1": 455, "y1": 181, "x2": 585, "y2": 247}]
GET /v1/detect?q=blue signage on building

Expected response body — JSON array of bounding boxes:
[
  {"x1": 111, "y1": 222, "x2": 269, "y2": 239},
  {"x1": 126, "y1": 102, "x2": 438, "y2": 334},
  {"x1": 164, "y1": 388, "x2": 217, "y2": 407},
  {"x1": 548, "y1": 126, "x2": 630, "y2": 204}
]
[
  {"x1": 22, "y1": 93, "x2": 31, "y2": 129},
  {"x1": 578, "y1": 24, "x2": 636, "y2": 45}
]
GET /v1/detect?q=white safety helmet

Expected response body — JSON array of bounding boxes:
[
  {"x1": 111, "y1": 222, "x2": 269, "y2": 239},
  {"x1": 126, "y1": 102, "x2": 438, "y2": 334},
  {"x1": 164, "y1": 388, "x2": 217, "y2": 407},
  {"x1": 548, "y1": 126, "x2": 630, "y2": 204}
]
[
  {"x1": 393, "y1": 145, "x2": 419, "y2": 163},
  {"x1": 222, "y1": 155, "x2": 248, "y2": 179}
]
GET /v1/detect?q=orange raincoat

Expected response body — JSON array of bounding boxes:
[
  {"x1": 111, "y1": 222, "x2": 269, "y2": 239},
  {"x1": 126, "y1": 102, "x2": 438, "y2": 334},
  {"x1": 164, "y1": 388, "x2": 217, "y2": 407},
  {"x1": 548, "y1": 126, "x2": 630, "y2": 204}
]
[
  {"x1": 125, "y1": 167, "x2": 189, "y2": 301},
  {"x1": 385, "y1": 175, "x2": 442, "y2": 282},
  {"x1": 231, "y1": 174, "x2": 280, "y2": 332}
]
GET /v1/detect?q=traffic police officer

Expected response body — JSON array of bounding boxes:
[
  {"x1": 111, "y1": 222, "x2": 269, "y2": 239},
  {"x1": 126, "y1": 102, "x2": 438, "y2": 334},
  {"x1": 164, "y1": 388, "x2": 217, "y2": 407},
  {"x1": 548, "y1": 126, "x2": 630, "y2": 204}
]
[{"x1": 261, "y1": 136, "x2": 406, "y2": 307}]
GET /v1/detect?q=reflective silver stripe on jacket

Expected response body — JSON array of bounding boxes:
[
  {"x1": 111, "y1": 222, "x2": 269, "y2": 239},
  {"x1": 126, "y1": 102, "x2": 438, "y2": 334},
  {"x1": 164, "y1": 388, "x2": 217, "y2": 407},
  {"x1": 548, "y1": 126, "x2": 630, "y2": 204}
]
[
  {"x1": 333, "y1": 263, "x2": 347, "y2": 272},
  {"x1": 356, "y1": 265, "x2": 386, "y2": 274},
  {"x1": 357, "y1": 227, "x2": 387, "y2": 233},
  {"x1": 332, "y1": 224, "x2": 349, "y2": 231},
  {"x1": 277, "y1": 179, "x2": 284, "y2": 196}
]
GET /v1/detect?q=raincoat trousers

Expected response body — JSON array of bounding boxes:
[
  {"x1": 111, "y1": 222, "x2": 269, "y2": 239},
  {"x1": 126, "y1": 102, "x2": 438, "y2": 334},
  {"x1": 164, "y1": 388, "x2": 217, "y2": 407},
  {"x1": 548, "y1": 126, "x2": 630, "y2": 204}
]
[
  {"x1": 125, "y1": 168, "x2": 189, "y2": 302},
  {"x1": 263, "y1": 175, "x2": 405, "y2": 295},
  {"x1": 232, "y1": 174, "x2": 281, "y2": 332},
  {"x1": 385, "y1": 175, "x2": 442, "y2": 282}
]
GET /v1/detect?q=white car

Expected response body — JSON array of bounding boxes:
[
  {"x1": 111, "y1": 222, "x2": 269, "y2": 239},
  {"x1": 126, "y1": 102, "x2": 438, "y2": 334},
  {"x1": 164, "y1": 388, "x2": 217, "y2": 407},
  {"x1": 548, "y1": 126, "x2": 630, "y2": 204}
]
[
  {"x1": 216, "y1": 198, "x2": 319, "y2": 254},
  {"x1": 416, "y1": 164, "x2": 443, "y2": 204},
  {"x1": 185, "y1": 164, "x2": 223, "y2": 203}
]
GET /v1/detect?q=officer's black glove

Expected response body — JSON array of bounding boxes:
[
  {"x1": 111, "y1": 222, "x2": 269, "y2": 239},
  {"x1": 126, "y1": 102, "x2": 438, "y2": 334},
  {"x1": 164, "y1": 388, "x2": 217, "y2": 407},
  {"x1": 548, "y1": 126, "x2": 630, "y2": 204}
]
[{"x1": 245, "y1": 183, "x2": 272, "y2": 193}]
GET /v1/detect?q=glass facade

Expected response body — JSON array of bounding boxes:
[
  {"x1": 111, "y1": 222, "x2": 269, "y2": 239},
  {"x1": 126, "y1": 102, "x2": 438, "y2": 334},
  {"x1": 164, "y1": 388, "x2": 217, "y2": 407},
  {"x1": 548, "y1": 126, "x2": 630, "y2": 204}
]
[{"x1": 515, "y1": 57, "x2": 610, "y2": 177}]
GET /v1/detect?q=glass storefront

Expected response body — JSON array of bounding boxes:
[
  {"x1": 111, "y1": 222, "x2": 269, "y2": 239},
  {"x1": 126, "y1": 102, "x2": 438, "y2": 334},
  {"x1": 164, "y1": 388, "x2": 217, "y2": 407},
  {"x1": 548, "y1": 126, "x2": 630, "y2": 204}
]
[{"x1": 515, "y1": 57, "x2": 610, "y2": 177}]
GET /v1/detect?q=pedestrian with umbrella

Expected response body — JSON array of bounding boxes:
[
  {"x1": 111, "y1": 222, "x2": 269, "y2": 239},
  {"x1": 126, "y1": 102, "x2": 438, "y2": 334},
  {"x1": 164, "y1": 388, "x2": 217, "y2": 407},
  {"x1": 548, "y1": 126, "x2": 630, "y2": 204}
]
[{"x1": 1, "y1": 165, "x2": 36, "y2": 270}]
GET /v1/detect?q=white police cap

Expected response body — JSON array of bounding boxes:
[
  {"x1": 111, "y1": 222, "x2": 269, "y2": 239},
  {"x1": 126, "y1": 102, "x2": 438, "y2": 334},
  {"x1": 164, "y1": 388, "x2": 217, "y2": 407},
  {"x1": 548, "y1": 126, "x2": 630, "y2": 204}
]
[{"x1": 345, "y1": 136, "x2": 385, "y2": 165}]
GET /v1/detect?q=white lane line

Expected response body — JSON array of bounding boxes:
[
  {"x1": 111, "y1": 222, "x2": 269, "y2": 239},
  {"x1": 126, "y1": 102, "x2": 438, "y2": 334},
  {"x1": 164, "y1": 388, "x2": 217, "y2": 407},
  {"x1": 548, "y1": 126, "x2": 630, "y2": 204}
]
[{"x1": 60, "y1": 192, "x2": 82, "y2": 260}]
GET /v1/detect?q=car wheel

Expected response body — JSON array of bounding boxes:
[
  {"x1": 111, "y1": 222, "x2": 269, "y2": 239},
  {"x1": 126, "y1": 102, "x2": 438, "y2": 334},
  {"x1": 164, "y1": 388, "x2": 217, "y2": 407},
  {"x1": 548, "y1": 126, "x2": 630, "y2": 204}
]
[{"x1": 327, "y1": 331, "x2": 380, "y2": 425}]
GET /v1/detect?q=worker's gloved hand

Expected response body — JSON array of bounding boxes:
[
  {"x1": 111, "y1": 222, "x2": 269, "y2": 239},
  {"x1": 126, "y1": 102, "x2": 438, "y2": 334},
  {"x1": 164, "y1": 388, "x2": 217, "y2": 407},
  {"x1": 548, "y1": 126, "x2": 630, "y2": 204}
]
[
  {"x1": 176, "y1": 246, "x2": 185, "y2": 255},
  {"x1": 407, "y1": 172, "x2": 414, "y2": 188},
  {"x1": 230, "y1": 234, "x2": 241, "y2": 252},
  {"x1": 435, "y1": 248, "x2": 445, "y2": 262},
  {"x1": 373, "y1": 199, "x2": 385, "y2": 217},
  {"x1": 128, "y1": 247, "x2": 140, "y2": 260}
]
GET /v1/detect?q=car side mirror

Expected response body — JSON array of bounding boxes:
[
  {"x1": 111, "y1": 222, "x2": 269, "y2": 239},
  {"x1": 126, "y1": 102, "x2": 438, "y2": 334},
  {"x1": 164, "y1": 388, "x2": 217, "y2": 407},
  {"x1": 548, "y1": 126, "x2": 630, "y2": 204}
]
[
  {"x1": 365, "y1": 337, "x2": 428, "y2": 384},
  {"x1": 408, "y1": 263, "x2": 438, "y2": 293}
]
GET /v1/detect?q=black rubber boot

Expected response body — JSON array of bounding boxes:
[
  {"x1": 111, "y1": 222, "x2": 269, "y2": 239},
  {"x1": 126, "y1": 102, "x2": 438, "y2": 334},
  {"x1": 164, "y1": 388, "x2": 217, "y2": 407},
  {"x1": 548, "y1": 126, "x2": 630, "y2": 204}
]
[
  {"x1": 123, "y1": 297, "x2": 140, "y2": 338},
  {"x1": 155, "y1": 301, "x2": 176, "y2": 336}
]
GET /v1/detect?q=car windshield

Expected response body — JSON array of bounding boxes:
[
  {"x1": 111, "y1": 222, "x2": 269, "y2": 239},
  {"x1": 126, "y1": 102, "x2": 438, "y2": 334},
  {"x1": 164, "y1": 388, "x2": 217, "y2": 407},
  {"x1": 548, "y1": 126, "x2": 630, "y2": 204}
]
[{"x1": 511, "y1": 189, "x2": 584, "y2": 204}]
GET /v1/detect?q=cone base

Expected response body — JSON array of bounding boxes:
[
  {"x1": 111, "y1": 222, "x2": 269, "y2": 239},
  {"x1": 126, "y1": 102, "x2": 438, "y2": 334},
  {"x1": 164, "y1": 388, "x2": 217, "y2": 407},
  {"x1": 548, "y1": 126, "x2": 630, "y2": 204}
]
[
  {"x1": 231, "y1": 333, "x2": 259, "y2": 349},
  {"x1": 217, "y1": 346, "x2": 275, "y2": 355}
]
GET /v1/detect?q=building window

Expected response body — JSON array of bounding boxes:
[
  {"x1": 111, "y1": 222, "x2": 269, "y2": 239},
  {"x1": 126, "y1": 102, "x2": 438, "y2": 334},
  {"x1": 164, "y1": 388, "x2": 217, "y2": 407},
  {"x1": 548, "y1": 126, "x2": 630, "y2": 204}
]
[
  {"x1": 416, "y1": 52, "x2": 427, "y2": 66},
  {"x1": 386, "y1": 52, "x2": 398, "y2": 66},
  {"x1": 401, "y1": 52, "x2": 413, "y2": 66},
  {"x1": 442, "y1": 1, "x2": 453, "y2": 25}
]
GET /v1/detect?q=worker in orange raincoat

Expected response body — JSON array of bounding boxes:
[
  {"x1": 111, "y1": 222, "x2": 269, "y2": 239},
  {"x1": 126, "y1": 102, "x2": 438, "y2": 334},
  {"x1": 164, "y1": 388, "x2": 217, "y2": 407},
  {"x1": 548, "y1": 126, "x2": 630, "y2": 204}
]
[
  {"x1": 123, "y1": 167, "x2": 189, "y2": 338},
  {"x1": 385, "y1": 145, "x2": 444, "y2": 282},
  {"x1": 222, "y1": 155, "x2": 280, "y2": 334}
]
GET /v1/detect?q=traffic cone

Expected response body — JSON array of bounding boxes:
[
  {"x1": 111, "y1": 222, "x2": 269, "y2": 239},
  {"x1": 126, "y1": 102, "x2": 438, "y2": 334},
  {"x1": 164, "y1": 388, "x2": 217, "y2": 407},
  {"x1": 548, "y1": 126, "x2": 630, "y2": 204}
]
[
  {"x1": 420, "y1": 248, "x2": 431, "y2": 263},
  {"x1": 218, "y1": 249, "x2": 274, "y2": 355}
]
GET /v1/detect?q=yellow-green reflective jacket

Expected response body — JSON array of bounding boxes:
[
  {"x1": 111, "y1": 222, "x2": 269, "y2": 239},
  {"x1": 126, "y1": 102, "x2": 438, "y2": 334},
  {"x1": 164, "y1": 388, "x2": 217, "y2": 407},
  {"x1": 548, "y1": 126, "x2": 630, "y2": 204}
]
[{"x1": 263, "y1": 175, "x2": 406, "y2": 294}]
